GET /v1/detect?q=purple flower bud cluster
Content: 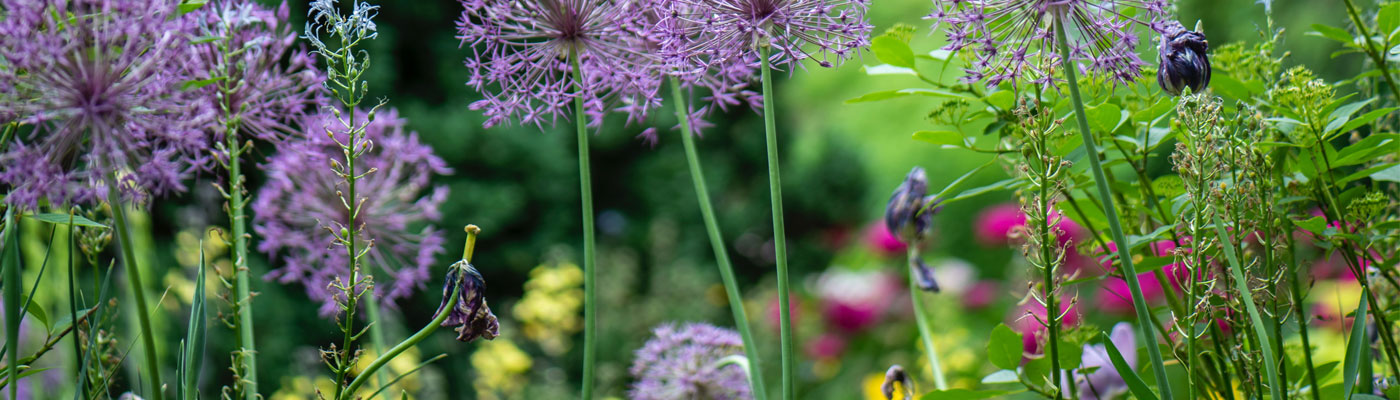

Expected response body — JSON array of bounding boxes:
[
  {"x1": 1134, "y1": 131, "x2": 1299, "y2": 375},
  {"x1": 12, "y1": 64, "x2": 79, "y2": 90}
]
[
  {"x1": 0, "y1": 0, "x2": 213, "y2": 208},
  {"x1": 629, "y1": 323, "x2": 753, "y2": 400},
  {"x1": 926, "y1": 0, "x2": 1171, "y2": 87},
  {"x1": 254, "y1": 108, "x2": 451, "y2": 316}
]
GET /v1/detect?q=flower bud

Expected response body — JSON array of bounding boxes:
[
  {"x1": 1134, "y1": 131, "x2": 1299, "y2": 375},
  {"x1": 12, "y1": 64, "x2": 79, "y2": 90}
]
[{"x1": 1156, "y1": 21, "x2": 1210, "y2": 96}]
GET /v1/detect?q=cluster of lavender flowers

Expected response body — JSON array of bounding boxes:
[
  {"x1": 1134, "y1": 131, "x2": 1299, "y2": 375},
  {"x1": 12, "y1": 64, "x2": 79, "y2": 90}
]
[
  {"x1": 0, "y1": 0, "x2": 212, "y2": 208},
  {"x1": 629, "y1": 323, "x2": 752, "y2": 400},
  {"x1": 926, "y1": 0, "x2": 1171, "y2": 87},
  {"x1": 254, "y1": 108, "x2": 451, "y2": 316}
]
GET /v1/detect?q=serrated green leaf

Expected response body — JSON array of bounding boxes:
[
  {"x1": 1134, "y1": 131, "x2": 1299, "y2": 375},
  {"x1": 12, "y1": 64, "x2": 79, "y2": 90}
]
[
  {"x1": 30, "y1": 213, "x2": 106, "y2": 228},
  {"x1": 988, "y1": 323, "x2": 1023, "y2": 370},
  {"x1": 919, "y1": 389, "x2": 1013, "y2": 400},
  {"x1": 872, "y1": 35, "x2": 915, "y2": 68}
]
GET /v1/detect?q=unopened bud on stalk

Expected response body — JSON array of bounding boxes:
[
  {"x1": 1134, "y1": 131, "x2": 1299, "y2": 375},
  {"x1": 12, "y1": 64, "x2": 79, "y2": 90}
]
[{"x1": 1157, "y1": 21, "x2": 1211, "y2": 96}]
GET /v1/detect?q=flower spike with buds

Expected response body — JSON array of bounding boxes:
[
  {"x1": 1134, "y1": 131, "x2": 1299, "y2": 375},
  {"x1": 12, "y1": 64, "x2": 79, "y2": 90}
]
[{"x1": 435, "y1": 225, "x2": 500, "y2": 343}]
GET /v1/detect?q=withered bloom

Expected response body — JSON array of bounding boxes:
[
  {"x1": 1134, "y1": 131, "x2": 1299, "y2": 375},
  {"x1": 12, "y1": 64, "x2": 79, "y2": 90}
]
[
  {"x1": 881, "y1": 365, "x2": 913, "y2": 400},
  {"x1": 434, "y1": 258, "x2": 499, "y2": 342},
  {"x1": 886, "y1": 167, "x2": 942, "y2": 292},
  {"x1": 1157, "y1": 21, "x2": 1211, "y2": 96}
]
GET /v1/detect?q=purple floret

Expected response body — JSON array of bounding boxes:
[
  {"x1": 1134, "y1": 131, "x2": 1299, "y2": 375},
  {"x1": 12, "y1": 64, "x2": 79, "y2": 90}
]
[{"x1": 629, "y1": 323, "x2": 752, "y2": 400}]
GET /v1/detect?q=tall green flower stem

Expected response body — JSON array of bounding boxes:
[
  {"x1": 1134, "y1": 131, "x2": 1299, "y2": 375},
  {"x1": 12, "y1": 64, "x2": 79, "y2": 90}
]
[
  {"x1": 905, "y1": 248, "x2": 947, "y2": 390},
  {"x1": 3, "y1": 209, "x2": 18, "y2": 400},
  {"x1": 331, "y1": 104, "x2": 366, "y2": 400},
  {"x1": 1052, "y1": 17, "x2": 1171, "y2": 400},
  {"x1": 669, "y1": 77, "x2": 770, "y2": 400},
  {"x1": 222, "y1": 113, "x2": 260, "y2": 400},
  {"x1": 568, "y1": 50, "x2": 599, "y2": 400},
  {"x1": 757, "y1": 44, "x2": 796, "y2": 400},
  {"x1": 105, "y1": 170, "x2": 164, "y2": 400},
  {"x1": 1341, "y1": 0, "x2": 1400, "y2": 98},
  {"x1": 341, "y1": 226, "x2": 479, "y2": 400}
]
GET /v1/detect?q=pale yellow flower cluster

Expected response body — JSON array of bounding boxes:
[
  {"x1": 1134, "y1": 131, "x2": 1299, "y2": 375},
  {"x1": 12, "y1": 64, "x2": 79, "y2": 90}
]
[{"x1": 512, "y1": 262, "x2": 584, "y2": 356}]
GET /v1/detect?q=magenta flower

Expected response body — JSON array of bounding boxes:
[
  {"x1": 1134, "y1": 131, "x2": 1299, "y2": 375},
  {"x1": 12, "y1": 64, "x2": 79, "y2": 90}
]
[
  {"x1": 253, "y1": 108, "x2": 451, "y2": 315},
  {"x1": 1012, "y1": 299, "x2": 1081, "y2": 356},
  {"x1": 456, "y1": 0, "x2": 662, "y2": 129},
  {"x1": 973, "y1": 203, "x2": 1026, "y2": 247},
  {"x1": 629, "y1": 323, "x2": 752, "y2": 400},
  {"x1": 664, "y1": 0, "x2": 872, "y2": 70},
  {"x1": 926, "y1": 0, "x2": 1170, "y2": 87},
  {"x1": 1094, "y1": 240, "x2": 1187, "y2": 315},
  {"x1": 0, "y1": 0, "x2": 212, "y2": 208},
  {"x1": 814, "y1": 268, "x2": 899, "y2": 333}
]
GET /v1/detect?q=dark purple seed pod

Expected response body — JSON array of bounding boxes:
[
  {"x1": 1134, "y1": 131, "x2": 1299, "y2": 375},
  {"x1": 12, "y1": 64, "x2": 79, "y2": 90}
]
[{"x1": 1157, "y1": 21, "x2": 1211, "y2": 96}]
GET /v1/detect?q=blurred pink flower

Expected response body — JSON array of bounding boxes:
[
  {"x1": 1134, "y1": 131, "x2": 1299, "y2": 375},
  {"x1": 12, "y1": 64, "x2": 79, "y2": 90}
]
[
  {"x1": 863, "y1": 222, "x2": 907, "y2": 256},
  {"x1": 974, "y1": 203, "x2": 1025, "y2": 247},
  {"x1": 962, "y1": 280, "x2": 1000, "y2": 310},
  {"x1": 814, "y1": 268, "x2": 900, "y2": 333},
  {"x1": 1011, "y1": 299, "x2": 1081, "y2": 355},
  {"x1": 1093, "y1": 240, "x2": 1190, "y2": 315},
  {"x1": 805, "y1": 333, "x2": 848, "y2": 359},
  {"x1": 767, "y1": 292, "x2": 802, "y2": 330}
]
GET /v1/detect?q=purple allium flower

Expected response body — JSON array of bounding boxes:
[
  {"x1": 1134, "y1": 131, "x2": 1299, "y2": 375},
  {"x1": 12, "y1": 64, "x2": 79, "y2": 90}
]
[
  {"x1": 434, "y1": 257, "x2": 500, "y2": 342},
  {"x1": 1064, "y1": 322, "x2": 1135, "y2": 400},
  {"x1": 629, "y1": 323, "x2": 752, "y2": 400},
  {"x1": 456, "y1": 0, "x2": 663, "y2": 129},
  {"x1": 253, "y1": 107, "x2": 451, "y2": 316},
  {"x1": 926, "y1": 0, "x2": 1170, "y2": 87},
  {"x1": 664, "y1": 0, "x2": 873, "y2": 70},
  {"x1": 0, "y1": 0, "x2": 213, "y2": 208},
  {"x1": 186, "y1": 0, "x2": 326, "y2": 144},
  {"x1": 1155, "y1": 20, "x2": 1209, "y2": 96}
]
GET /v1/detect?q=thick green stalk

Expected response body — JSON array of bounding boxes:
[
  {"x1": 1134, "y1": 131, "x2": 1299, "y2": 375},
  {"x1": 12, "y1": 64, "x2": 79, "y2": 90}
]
[
  {"x1": 106, "y1": 171, "x2": 164, "y2": 400},
  {"x1": 1053, "y1": 17, "x2": 1171, "y2": 400},
  {"x1": 226, "y1": 128, "x2": 260, "y2": 400},
  {"x1": 670, "y1": 77, "x2": 770, "y2": 400},
  {"x1": 569, "y1": 50, "x2": 599, "y2": 400},
  {"x1": 758, "y1": 45, "x2": 795, "y2": 400},
  {"x1": 906, "y1": 248, "x2": 947, "y2": 391},
  {"x1": 342, "y1": 284, "x2": 459, "y2": 399}
]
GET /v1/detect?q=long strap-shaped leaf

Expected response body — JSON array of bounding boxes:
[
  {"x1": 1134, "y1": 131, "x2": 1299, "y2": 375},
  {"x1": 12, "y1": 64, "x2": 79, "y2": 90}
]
[
  {"x1": 1211, "y1": 210, "x2": 1284, "y2": 400},
  {"x1": 1102, "y1": 331, "x2": 1159, "y2": 400},
  {"x1": 1343, "y1": 289, "x2": 1370, "y2": 399}
]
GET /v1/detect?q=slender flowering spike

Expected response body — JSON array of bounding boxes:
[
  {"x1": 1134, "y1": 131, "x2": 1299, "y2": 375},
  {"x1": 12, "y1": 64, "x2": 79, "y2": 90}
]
[
  {"x1": 253, "y1": 108, "x2": 451, "y2": 315},
  {"x1": 664, "y1": 0, "x2": 872, "y2": 71},
  {"x1": 1156, "y1": 21, "x2": 1210, "y2": 96},
  {"x1": 456, "y1": 0, "x2": 663, "y2": 129},
  {"x1": 926, "y1": 0, "x2": 1170, "y2": 87},
  {"x1": 629, "y1": 323, "x2": 752, "y2": 400},
  {"x1": 187, "y1": 0, "x2": 327, "y2": 143},
  {"x1": 434, "y1": 226, "x2": 500, "y2": 343},
  {"x1": 0, "y1": 0, "x2": 213, "y2": 208}
]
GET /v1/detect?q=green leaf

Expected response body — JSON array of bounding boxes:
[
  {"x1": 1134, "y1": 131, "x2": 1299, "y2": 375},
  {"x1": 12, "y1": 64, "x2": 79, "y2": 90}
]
[
  {"x1": 980, "y1": 370, "x2": 1019, "y2": 384},
  {"x1": 1378, "y1": 3, "x2": 1400, "y2": 36},
  {"x1": 1372, "y1": 164, "x2": 1400, "y2": 183},
  {"x1": 1292, "y1": 216, "x2": 1329, "y2": 235},
  {"x1": 1343, "y1": 290, "x2": 1369, "y2": 399},
  {"x1": 1335, "y1": 107, "x2": 1398, "y2": 136},
  {"x1": 844, "y1": 88, "x2": 970, "y2": 104},
  {"x1": 919, "y1": 389, "x2": 1013, "y2": 400},
  {"x1": 177, "y1": 0, "x2": 208, "y2": 14},
  {"x1": 190, "y1": 35, "x2": 222, "y2": 45},
  {"x1": 29, "y1": 213, "x2": 106, "y2": 228},
  {"x1": 1102, "y1": 331, "x2": 1158, "y2": 400},
  {"x1": 1309, "y1": 23, "x2": 1356, "y2": 44},
  {"x1": 2, "y1": 210, "x2": 20, "y2": 400},
  {"x1": 1211, "y1": 73, "x2": 1256, "y2": 100},
  {"x1": 179, "y1": 244, "x2": 209, "y2": 400},
  {"x1": 180, "y1": 77, "x2": 225, "y2": 91},
  {"x1": 1058, "y1": 338, "x2": 1083, "y2": 369},
  {"x1": 984, "y1": 90, "x2": 1015, "y2": 110},
  {"x1": 987, "y1": 323, "x2": 1023, "y2": 370},
  {"x1": 25, "y1": 302, "x2": 47, "y2": 331},
  {"x1": 1325, "y1": 98, "x2": 1377, "y2": 136},
  {"x1": 872, "y1": 35, "x2": 916, "y2": 68},
  {"x1": 1211, "y1": 211, "x2": 1285, "y2": 400},
  {"x1": 1086, "y1": 103, "x2": 1124, "y2": 133},
  {"x1": 1151, "y1": 175, "x2": 1185, "y2": 198},
  {"x1": 1339, "y1": 162, "x2": 1400, "y2": 185},
  {"x1": 863, "y1": 64, "x2": 917, "y2": 76},
  {"x1": 912, "y1": 130, "x2": 968, "y2": 147}
]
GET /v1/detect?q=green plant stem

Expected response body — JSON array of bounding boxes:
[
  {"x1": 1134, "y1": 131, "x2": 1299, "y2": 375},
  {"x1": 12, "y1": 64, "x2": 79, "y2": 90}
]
[
  {"x1": 341, "y1": 284, "x2": 459, "y2": 400},
  {"x1": 906, "y1": 248, "x2": 948, "y2": 391},
  {"x1": 1053, "y1": 17, "x2": 1171, "y2": 400},
  {"x1": 106, "y1": 171, "x2": 164, "y2": 400},
  {"x1": 1210, "y1": 211, "x2": 1283, "y2": 400},
  {"x1": 1341, "y1": 0, "x2": 1400, "y2": 99},
  {"x1": 1034, "y1": 122, "x2": 1062, "y2": 397},
  {"x1": 1286, "y1": 236, "x2": 1322, "y2": 400},
  {"x1": 332, "y1": 105, "x2": 362, "y2": 400},
  {"x1": 225, "y1": 128, "x2": 260, "y2": 400},
  {"x1": 65, "y1": 209, "x2": 83, "y2": 392},
  {"x1": 363, "y1": 287, "x2": 388, "y2": 399},
  {"x1": 758, "y1": 44, "x2": 795, "y2": 400},
  {"x1": 569, "y1": 50, "x2": 599, "y2": 400},
  {"x1": 669, "y1": 77, "x2": 771, "y2": 400},
  {"x1": 3, "y1": 209, "x2": 18, "y2": 400}
]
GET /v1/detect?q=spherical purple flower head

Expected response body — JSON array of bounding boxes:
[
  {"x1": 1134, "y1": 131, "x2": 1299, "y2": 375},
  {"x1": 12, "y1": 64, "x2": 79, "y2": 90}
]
[
  {"x1": 457, "y1": 0, "x2": 663, "y2": 130},
  {"x1": 0, "y1": 0, "x2": 214, "y2": 209},
  {"x1": 662, "y1": 0, "x2": 872, "y2": 73},
  {"x1": 926, "y1": 0, "x2": 1170, "y2": 88},
  {"x1": 253, "y1": 107, "x2": 451, "y2": 316},
  {"x1": 185, "y1": 0, "x2": 327, "y2": 144},
  {"x1": 629, "y1": 323, "x2": 752, "y2": 400}
]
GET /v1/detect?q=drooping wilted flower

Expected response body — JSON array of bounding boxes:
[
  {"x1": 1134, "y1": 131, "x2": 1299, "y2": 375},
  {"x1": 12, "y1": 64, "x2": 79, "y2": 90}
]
[
  {"x1": 881, "y1": 365, "x2": 914, "y2": 400},
  {"x1": 885, "y1": 166, "x2": 942, "y2": 292},
  {"x1": 926, "y1": 0, "x2": 1170, "y2": 87},
  {"x1": 1156, "y1": 21, "x2": 1210, "y2": 96},
  {"x1": 253, "y1": 108, "x2": 450, "y2": 315},
  {"x1": 664, "y1": 0, "x2": 872, "y2": 70},
  {"x1": 629, "y1": 323, "x2": 752, "y2": 400},
  {"x1": 435, "y1": 258, "x2": 500, "y2": 343},
  {"x1": 456, "y1": 0, "x2": 662, "y2": 129},
  {"x1": 0, "y1": 0, "x2": 212, "y2": 208},
  {"x1": 186, "y1": 0, "x2": 326, "y2": 143}
]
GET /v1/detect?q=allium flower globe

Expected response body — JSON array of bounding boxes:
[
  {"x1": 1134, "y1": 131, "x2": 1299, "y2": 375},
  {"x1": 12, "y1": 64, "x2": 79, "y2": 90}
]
[
  {"x1": 254, "y1": 108, "x2": 451, "y2": 315},
  {"x1": 664, "y1": 0, "x2": 873, "y2": 70},
  {"x1": 456, "y1": 0, "x2": 663, "y2": 128},
  {"x1": 629, "y1": 323, "x2": 752, "y2": 400},
  {"x1": 927, "y1": 0, "x2": 1171, "y2": 86},
  {"x1": 0, "y1": 0, "x2": 212, "y2": 208}
]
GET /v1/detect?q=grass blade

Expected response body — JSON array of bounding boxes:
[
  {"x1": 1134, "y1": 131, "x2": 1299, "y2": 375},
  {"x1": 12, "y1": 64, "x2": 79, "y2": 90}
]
[
  {"x1": 1343, "y1": 289, "x2": 1370, "y2": 399},
  {"x1": 178, "y1": 243, "x2": 208, "y2": 400},
  {"x1": 1211, "y1": 210, "x2": 1284, "y2": 400},
  {"x1": 1101, "y1": 331, "x2": 1159, "y2": 400}
]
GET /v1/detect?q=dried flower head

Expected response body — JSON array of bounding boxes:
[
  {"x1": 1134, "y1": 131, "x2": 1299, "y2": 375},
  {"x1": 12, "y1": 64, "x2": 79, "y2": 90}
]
[
  {"x1": 254, "y1": 108, "x2": 450, "y2": 315},
  {"x1": 0, "y1": 0, "x2": 212, "y2": 208},
  {"x1": 665, "y1": 0, "x2": 872, "y2": 71},
  {"x1": 926, "y1": 0, "x2": 1170, "y2": 87},
  {"x1": 186, "y1": 0, "x2": 326, "y2": 143},
  {"x1": 885, "y1": 166, "x2": 942, "y2": 292},
  {"x1": 629, "y1": 323, "x2": 752, "y2": 400},
  {"x1": 1156, "y1": 20, "x2": 1210, "y2": 96},
  {"x1": 436, "y1": 256, "x2": 501, "y2": 343},
  {"x1": 457, "y1": 0, "x2": 662, "y2": 129}
]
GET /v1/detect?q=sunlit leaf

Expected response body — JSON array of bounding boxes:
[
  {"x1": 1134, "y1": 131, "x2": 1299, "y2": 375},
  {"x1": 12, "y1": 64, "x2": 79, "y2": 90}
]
[
  {"x1": 987, "y1": 323, "x2": 1023, "y2": 370},
  {"x1": 872, "y1": 35, "x2": 915, "y2": 68}
]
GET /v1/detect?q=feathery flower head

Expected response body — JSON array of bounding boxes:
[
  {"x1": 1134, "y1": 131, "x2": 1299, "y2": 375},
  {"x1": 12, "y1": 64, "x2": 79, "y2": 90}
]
[
  {"x1": 926, "y1": 0, "x2": 1170, "y2": 87},
  {"x1": 187, "y1": 0, "x2": 326, "y2": 143},
  {"x1": 253, "y1": 107, "x2": 451, "y2": 315},
  {"x1": 1155, "y1": 20, "x2": 1209, "y2": 96},
  {"x1": 457, "y1": 0, "x2": 662, "y2": 129},
  {"x1": 629, "y1": 323, "x2": 752, "y2": 400},
  {"x1": 0, "y1": 0, "x2": 213, "y2": 208},
  {"x1": 664, "y1": 0, "x2": 873, "y2": 70},
  {"x1": 435, "y1": 240, "x2": 501, "y2": 343}
]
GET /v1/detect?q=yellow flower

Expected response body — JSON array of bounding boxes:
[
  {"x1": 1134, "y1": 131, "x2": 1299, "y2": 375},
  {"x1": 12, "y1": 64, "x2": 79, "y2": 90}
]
[
  {"x1": 471, "y1": 338, "x2": 533, "y2": 400},
  {"x1": 862, "y1": 373, "x2": 913, "y2": 400},
  {"x1": 513, "y1": 262, "x2": 583, "y2": 356}
]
